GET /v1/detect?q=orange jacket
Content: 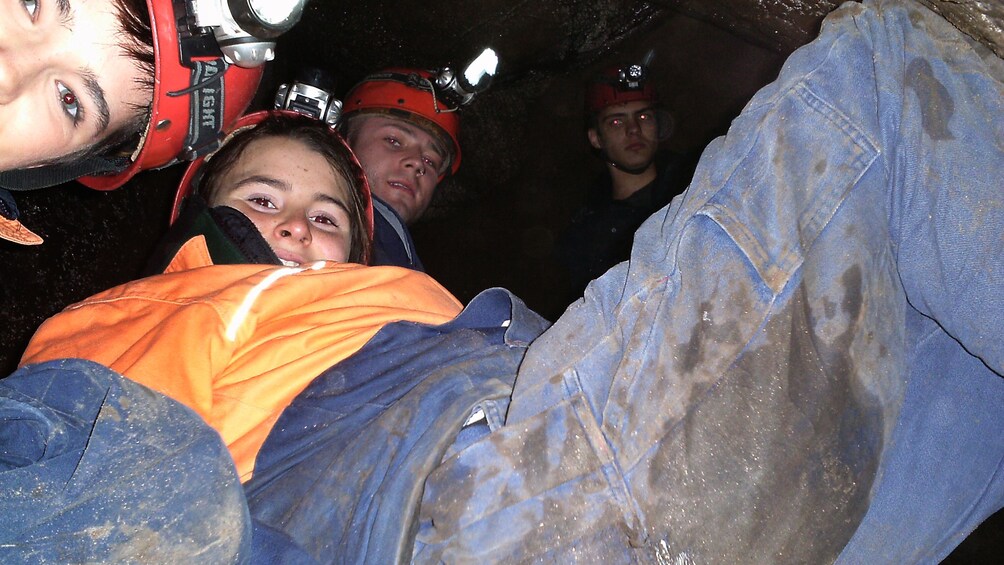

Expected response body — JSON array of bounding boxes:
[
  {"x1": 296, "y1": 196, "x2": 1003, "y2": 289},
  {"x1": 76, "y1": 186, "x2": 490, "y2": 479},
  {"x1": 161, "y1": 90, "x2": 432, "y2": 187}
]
[{"x1": 21, "y1": 236, "x2": 462, "y2": 480}]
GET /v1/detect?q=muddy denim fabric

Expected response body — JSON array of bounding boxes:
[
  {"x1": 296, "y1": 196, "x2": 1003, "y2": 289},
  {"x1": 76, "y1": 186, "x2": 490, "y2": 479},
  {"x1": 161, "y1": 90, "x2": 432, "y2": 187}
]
[
  {"x1": 415, "y1": 1, "x2": 1004, "y2": 563},
  {"x1": 245, "y1": 289, "x2": 547, "y2": 564},
  {"x1": 0, "y1": 359, "x2": 251, "y2": 564}
]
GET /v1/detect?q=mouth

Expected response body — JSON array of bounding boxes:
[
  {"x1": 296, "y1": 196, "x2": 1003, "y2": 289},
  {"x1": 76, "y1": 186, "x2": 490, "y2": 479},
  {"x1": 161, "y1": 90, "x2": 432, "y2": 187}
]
[
  {"x1": 275, "y1": 249, "x2": 306, "y2": 267},
  {"x1": 387, "y1": 180, "x2": 416, "y2": 197}
]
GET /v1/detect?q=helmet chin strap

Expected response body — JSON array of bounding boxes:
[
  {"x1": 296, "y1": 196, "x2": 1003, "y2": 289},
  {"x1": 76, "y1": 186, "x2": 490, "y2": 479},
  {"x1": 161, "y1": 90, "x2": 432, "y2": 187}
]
[{"x1": 0, "y1": 156, "x2": 131, "y2": 191}]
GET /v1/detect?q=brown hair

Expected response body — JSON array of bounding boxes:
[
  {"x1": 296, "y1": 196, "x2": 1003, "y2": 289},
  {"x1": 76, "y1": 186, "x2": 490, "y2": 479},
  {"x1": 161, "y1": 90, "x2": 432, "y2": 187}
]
[{"x1": 198, "y1": 113, "x2": 373, "y2": 264}]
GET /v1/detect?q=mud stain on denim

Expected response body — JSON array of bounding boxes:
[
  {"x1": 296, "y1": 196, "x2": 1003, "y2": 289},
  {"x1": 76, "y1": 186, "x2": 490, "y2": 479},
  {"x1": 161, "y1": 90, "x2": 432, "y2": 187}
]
[
  {"x1": 680, "y1": 301, "x2": 712, "y2": 374},
  {"x1": 906, "y1": 58, "x2": 955, "y2": 141},
  {"x1": 640, "y1": 277, "x2": 881, "y2": 562}
]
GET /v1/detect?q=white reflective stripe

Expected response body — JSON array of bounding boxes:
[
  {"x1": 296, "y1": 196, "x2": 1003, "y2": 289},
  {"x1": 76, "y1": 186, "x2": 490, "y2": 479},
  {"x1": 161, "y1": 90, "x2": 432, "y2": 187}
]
[{"x1": 224, "y1": 262, "x2": 326, "y2": 342}]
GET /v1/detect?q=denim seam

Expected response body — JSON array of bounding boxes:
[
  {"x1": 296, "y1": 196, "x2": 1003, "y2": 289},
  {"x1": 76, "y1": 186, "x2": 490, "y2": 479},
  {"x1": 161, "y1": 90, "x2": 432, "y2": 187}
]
[{"x1": 565, "y1": 385, "x2": 648, "y2": 546}]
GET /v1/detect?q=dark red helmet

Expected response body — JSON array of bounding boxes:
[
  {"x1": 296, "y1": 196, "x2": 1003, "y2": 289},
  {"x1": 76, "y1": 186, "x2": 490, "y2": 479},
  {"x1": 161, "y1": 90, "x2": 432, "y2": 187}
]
[
  {"x1": 585, "y1": 63, "x2": 658, "y2": 115},
  {"x1": 342, "y1": 68, "x2": 462, "y2": 176}
]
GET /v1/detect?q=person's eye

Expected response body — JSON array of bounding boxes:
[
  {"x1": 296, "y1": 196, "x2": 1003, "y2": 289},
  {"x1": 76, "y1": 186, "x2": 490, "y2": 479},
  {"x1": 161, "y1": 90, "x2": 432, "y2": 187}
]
[
  {"x1": 609, "y1": 118, "x2": 623, "y2": 127},
  {"x1": 247, "y1": 196, "x2": 277, "y2": 209},
  {"x1": 56, "y1": 81, "x2": 81, "y2": 124},
  {"x1": 384, "y1": 136, "x2": 401, "y2": 147},
  {"x1": 638, "y1": 113, "x2": 652, "y2": 121},
  {"x1": 423, "y1": 156, "x2": 440, "y2": 170},
  {"x1": 22, "y1": 0, "x2": 38, "y2": 20},
  {"x1": 311, "y1": 214, "x2": 338, "y2": 227}
]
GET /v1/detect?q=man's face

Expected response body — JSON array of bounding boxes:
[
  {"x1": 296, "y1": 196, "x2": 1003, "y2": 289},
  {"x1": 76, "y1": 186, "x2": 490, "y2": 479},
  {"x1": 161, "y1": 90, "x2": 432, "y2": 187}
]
[
  {"x1": 588, "y1": 100, "x2": 659, "y2": 172},
  {"x1": 0, "y1": 0, "x2": 150, "y2": 172},
  {"x1": 347, "y1": 115, "x2": 449, "y2": 225},
  {"x1": 210, "y1": 136, "x2": 356, "y2": 265}
]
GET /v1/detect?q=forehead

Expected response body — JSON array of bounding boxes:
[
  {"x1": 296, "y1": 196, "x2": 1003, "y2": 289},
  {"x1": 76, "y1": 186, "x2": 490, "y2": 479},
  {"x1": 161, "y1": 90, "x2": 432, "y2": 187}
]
[
  {"x1": 225, "y1": 136, "x2": 347, "y2": 193},
  {"x1": 350, "y1": 114, "x2": 448, "y2": 158},
  {"x1": 597, "y1": 100, "x2": 655, "y2": 120}
]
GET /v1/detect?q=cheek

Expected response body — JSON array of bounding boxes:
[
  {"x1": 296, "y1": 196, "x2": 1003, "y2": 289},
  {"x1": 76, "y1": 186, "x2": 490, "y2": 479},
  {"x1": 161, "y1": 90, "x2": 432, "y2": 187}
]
[
  {"x1": 247, "y1": 214, "x2": 276, "y2": 240},
  {"x1": 319, "y1": 233, "x2": 351, "y2": 262},
  {"x1": 417, "y1": 177, "x2": 438, "y2": 199}
]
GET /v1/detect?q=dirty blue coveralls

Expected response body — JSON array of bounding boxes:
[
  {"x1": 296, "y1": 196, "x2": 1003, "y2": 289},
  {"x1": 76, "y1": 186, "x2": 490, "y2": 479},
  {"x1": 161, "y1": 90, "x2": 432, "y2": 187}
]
[{"x1": 2, "y1": 0, "x2": 1002, "y2": 563}]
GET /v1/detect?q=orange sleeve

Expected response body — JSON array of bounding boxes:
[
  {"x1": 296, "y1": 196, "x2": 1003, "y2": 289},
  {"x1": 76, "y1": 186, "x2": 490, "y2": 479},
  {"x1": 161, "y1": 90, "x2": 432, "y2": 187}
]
[{"x1": 21, "y1": 287, "x2": 232, "y2": 423}]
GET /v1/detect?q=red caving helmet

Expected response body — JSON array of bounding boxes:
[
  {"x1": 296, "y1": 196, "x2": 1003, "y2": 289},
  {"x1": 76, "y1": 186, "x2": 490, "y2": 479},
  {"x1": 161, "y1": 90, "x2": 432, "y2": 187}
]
[
  {"x1": 585, "y1": 63, "x2": 659, "y2": 115},
  {"x1": 342, "y1": 68, "x2": 462, "y2": 176},
  {"x1": 78, "y1": 0, "x2": 267, "y2": 190}
]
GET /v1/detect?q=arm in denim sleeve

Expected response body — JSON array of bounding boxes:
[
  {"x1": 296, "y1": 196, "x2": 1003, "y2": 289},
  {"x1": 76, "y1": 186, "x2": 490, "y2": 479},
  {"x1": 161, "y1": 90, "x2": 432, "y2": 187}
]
[{"x1": 876, "y1": 8, "x2": 1004, "y2": 375}]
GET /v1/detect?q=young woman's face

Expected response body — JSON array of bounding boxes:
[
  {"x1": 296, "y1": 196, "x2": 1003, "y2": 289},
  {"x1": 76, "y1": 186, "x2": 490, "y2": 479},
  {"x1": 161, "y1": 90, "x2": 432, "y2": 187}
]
[
  {"x1": 0, "y1": 0, "x2": 150, "y2": 171},
  {"x1": 209, "y1": 136, "x2": 356, "y2": 265}
]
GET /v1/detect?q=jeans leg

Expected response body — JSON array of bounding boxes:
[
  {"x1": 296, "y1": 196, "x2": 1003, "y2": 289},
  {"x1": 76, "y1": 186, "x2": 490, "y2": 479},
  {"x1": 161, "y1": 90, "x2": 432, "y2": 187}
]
[{"x1": 0, "y1": 359, "x2": 251, "y2": 564}]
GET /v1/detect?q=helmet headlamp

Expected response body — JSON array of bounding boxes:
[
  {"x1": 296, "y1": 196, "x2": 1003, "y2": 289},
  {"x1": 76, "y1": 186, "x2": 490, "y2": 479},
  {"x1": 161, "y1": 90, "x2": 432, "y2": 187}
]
[
  {"x1": 275, "y1": 67, "x2": 343, "y2": 128},
  {"x1": 619, "y1": 63, "x2": 647, "y2": 90},
  {"x1": 432, "y1": 48, "x2": 498, "y2": 108},
  {"x1": 184, "y1": 0, "x2": 307, "y2": 68}
]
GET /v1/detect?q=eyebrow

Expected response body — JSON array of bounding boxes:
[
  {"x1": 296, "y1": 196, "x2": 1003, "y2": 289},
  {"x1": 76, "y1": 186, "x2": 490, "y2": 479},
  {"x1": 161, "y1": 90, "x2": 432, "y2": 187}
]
[
  {"x1": 233, "y1": 175, "x2": 291, "y2": 192},
  {"x1": 384, "y1": 122, "x2": 448, "y2": 161},
  {"x1": 56, "y1": 0, "x2": 72, "y2": 25},
  {"x1": 83, "y1": 71, "x2": 111, "y2": 133},
  {"x1": 314, "y1": 193, "x2": 351, "y2": 214},
  {"x1": 605, "y1": 106, "x2": 655, "y2": 120}
]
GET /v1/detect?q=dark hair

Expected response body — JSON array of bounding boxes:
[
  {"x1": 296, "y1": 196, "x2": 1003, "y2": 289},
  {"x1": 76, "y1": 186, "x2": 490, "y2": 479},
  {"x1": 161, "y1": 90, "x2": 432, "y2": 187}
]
[
  {"x1": 198, "y1": 113, "x2": 373, "y2": 264},
  {"x1": 111, "y1": 0, "x2": 155, "y2": 144}
]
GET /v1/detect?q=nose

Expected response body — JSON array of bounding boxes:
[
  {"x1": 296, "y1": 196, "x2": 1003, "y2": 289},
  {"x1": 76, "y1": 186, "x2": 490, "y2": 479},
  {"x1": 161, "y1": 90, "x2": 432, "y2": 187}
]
[
  {"x1": 402, "y1": 149, "x2": 427, "y2": 178},
  {"x1": 625, "y1": 116, "x2": 642, "y2": 136},
  {"x1": 276, "y1": 215, "x2": 312, "y2": 243},
  {"x1": 0, "y1": 31, "x2": 43, "y2": 104}
]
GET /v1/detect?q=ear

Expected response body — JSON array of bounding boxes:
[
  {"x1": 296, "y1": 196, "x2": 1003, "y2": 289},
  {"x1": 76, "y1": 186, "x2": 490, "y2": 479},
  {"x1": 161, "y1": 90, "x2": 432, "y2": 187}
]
[{"x1": 587, "y1": 128, "x2": 603, "y2": 150}]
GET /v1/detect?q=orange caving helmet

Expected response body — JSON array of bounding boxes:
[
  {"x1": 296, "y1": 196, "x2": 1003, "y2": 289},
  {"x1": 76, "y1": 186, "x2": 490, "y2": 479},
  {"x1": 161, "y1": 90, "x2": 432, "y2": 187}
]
[
  {"x1": 342, "y1": 69, "x2": 462, "y2": 176},
  {"x1": 80, "y1": 0, "x2": 294, "y2": 190}
]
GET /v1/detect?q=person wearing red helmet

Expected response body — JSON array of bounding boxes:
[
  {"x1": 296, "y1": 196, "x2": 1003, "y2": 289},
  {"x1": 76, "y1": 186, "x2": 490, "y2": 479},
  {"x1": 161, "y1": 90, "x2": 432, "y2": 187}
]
[
  {"x1": 339, "y1": 68, "x2": 462, "y2": 270},
  {"x1": 555, "y1": 59, "x2": 698, "y2": 302},
  {"x1": 0, "y1": 0, "x2": 298, "y2": 246}
]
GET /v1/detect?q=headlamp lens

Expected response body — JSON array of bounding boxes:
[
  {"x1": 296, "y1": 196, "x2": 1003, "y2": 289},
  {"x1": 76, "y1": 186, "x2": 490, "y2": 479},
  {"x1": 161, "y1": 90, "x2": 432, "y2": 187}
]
[
  {"x1": 249, "y1": 0, "x2": 302, "y2": 26},
  {"x1": 463, "y1": 48, "x2": 499, "y2": 91}
]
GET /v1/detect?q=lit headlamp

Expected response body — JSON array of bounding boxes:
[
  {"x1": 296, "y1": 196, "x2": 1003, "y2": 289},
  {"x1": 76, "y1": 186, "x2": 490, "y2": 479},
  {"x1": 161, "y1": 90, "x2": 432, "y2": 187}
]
[
  {"x1": 274, "y1": 67, "x2": 343, "y2": 127},
  {"x1": 183, "y1": 0, "x2": 307, "y2": 68},
  {"x1": 618, "y1": 63, "x2": 647, "y2": 90},
  {"x1": 432, "y1": 48, "x2": 499, "y2": 109}
]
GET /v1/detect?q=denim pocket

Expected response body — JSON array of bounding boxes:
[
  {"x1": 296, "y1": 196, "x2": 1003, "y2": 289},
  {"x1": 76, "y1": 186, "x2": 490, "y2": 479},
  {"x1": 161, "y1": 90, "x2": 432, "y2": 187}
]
[{"x1": 698, "y1": 82, "x2": 879, "y2": 295}]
